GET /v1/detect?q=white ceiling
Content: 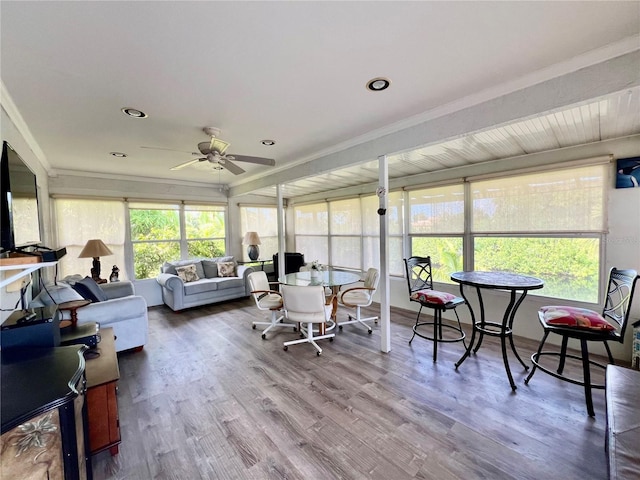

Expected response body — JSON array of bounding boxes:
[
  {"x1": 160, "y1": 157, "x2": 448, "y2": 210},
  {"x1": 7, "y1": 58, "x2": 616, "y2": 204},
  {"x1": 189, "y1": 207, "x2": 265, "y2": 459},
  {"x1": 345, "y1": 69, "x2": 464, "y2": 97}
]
[{"x1": 2, "y1": 1, "x2": 639, "y2": 198}]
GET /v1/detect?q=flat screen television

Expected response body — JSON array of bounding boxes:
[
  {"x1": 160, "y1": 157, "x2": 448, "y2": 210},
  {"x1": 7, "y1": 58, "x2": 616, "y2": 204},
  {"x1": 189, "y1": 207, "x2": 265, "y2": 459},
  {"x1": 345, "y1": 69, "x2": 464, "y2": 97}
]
[{"x1": 1, "y1": 141, "x2": 41, "y2": 253}]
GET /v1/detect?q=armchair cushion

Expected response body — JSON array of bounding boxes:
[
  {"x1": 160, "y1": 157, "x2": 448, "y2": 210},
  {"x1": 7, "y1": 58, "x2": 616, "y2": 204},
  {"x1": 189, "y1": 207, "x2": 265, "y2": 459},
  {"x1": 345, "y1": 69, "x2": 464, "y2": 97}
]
[
  {"x1": 540, "y1": 305, "x2": 615, "y2": 331},
  {"x1": 30, "y1": 283, "x2": 84, "y2": 307},
  {"x1": 72, "y1": 276, "x2": 109, "y2": 302}
]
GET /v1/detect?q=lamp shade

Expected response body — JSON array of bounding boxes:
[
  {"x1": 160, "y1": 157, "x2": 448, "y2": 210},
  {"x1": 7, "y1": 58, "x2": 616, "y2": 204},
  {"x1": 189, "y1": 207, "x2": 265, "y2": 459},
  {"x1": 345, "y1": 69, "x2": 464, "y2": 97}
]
[
  {"x1": 78, "y1": 239, "x2": 114, "y2": 258},
  {"x1": 242, "y1": 232, "x2": 261, "y2": 245}
]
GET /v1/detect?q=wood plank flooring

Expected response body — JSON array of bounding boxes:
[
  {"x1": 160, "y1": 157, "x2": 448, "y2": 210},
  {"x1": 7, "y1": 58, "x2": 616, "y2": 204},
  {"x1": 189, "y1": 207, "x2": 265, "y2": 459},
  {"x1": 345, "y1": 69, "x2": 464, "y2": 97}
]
[{"x1": 91, "y1": 298, "x2": 610, "y2": 479}]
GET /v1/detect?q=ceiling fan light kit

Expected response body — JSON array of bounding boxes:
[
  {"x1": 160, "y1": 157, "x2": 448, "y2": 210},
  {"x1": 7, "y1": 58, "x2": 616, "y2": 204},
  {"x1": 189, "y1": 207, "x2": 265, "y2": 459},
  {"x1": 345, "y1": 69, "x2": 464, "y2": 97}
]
[{"x1": 168, "y1": 126, "x2": 276, "y2": 176}]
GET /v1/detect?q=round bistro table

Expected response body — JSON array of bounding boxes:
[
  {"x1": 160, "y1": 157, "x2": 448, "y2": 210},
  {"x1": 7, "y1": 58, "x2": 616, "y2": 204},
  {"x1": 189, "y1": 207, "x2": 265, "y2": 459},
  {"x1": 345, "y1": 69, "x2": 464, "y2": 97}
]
[{"x1": 451, "y1": 271, "x2": 544, "y2": 391}]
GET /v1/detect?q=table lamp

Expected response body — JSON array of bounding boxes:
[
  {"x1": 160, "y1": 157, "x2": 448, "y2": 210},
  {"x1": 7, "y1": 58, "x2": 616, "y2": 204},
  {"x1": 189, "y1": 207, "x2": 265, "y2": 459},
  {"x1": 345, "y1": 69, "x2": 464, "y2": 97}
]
[
  {"x1": 242, "y1": 232, "x2": 261, "y2": 261},
  {"x1": 78, "y1": 239, "x2": 113, "y2": 284}
]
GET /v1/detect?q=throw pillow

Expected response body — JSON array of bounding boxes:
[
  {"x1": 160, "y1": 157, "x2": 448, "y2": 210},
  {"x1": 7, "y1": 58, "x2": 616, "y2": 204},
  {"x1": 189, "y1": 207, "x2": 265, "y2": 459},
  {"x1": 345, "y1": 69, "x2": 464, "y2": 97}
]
[
  {"x1": 217, "y1": 261, "x2": 237, "y2": 277},
  {"x1": 540, "y1": 305, "x2": 615, "y2": 331},
  {"x1": 175, "y1": 264, "x2": 200, "y2": 283},
  {"x1": 410, "y1": 289, "x2": 457, "y2": 305},
  {"x1": 201, "y1": 260, "x2": 219, "y2": 278},
  {"x1": 72, "y1": 277, "x2": 109, "y2": 303}
]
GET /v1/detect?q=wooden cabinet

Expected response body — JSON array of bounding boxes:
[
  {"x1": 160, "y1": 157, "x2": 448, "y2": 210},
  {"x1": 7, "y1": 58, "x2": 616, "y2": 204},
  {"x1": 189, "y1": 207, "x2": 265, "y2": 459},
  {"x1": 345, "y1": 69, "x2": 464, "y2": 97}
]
[{"x1": 84, "y1": 327, "x2": 120, "y2": 456}]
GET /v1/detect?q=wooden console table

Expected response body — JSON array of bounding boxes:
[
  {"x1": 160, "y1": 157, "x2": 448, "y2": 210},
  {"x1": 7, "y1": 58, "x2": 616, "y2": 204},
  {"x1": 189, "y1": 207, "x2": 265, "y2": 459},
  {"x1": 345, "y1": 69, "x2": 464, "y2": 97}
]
[{"x1": 84, "y1": 327, "x2": 121, "y2": 456}]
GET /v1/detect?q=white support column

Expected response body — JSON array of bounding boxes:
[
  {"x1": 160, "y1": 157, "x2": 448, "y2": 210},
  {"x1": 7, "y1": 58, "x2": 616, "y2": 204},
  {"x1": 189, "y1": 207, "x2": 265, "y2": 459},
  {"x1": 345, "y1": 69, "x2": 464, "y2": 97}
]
[
  {"x1": 276, "y1": 184, "x2": 285, "y2": 280},
  {"x1": 378, "y1": 155, "x2": 391, "y2": 353}
]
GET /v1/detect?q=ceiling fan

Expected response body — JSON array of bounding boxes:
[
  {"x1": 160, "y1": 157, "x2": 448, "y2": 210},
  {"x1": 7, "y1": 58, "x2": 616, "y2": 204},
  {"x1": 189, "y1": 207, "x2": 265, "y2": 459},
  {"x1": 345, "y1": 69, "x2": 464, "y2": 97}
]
[{"x1": 168, "y1": 127, "x2": 275, "y2": 175}]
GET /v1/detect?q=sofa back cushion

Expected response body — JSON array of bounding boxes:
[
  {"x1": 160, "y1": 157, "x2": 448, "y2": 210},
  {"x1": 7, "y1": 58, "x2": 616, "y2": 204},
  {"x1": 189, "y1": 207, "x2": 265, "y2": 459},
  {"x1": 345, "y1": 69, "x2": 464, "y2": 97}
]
[
  {"x1": 162, "y1": 259, "x2": 205, "y2": 279},
  {"x1": 202, "y1": 256, "x2": 235, "y2": 278}
]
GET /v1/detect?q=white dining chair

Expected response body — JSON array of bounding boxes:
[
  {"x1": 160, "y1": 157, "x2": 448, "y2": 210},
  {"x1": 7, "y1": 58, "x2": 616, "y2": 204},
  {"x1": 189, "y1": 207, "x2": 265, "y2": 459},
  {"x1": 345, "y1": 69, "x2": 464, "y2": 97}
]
[
  {"x1": 281, "y1": 284, "x2": 335, "y2": 356},
  {"x1": 337, "y1": 267, "x2": 379, "y2": 334},
  {"x1": 248, "y1": 271, "x2": 297, "y2": 339}
]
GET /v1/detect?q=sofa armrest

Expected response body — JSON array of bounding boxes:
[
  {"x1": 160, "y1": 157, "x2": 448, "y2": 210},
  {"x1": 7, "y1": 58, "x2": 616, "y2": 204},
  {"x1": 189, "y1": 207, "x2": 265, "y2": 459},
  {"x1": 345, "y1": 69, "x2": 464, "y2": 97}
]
[
  {"x1": 157, "y1": 273, "x2": 184, "y2": 291},
  {"x1": 237, "y1": 265, "x2": 255, "y2": 295},
  {"x1": 100, "y1": 281, "x2": 135, "y2": 299},
  {"x1": 75, "y1": 295, "x2": 148, "y2": 326}
]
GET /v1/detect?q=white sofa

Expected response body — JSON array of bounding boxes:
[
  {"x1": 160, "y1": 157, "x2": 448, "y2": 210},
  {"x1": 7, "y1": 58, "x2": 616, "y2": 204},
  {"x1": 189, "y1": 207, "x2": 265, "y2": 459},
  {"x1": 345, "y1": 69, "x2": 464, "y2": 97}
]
[
  {"x1": 30, "y1": 276, "x2": 149, "y2": 352},
  {"x1": 156, "y1": 257, "x2": 254, "y2": 311}
]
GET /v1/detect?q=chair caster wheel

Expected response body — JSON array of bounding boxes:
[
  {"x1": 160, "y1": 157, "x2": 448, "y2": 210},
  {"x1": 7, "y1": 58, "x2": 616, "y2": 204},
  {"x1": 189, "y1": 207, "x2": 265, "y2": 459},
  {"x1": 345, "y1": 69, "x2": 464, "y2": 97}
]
[
  {"x1": 252, "y1": 325, "x2": 256, "y2": 329},
  {"x1": 317, "y1": 351, "x2": 321, "y2": 356},
  {"x1": 330, "y1": 337, "x2": 334, "y2": 342},
  {"x1": 338, "y1": 325, "x2": 343, "y2": 330},
  {"x1": 283, "y1": 346, "x2": 288, "y2": 351},
  {"x1": 293, "y1": 327, "x2": 297, "y2": 332},
  {"x1": 367, "y1": 329, "x2": 372, "y2": 334},
  {"x1": 262, "y1": 334, "x2": 266, "y2": 339}
]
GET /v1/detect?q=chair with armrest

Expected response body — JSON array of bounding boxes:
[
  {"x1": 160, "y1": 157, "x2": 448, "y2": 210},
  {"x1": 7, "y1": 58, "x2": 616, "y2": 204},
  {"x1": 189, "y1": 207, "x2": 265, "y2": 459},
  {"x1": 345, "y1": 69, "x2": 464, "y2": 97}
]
[
  {"x1": 248, "y1": 271, "x2": 297, "y2": 339},
  {"x1": 337, "y1": 267, "x2": 379, "y2": 334},
  {"x1": 403, "y1": 256, "x2": 466, "y2": 362},
  {"x1": 525, "y1": 267, "x2": 639, "y2": 416},
  {"x1": 281, "y1": 284, "x2": 335, "y2": 356}
]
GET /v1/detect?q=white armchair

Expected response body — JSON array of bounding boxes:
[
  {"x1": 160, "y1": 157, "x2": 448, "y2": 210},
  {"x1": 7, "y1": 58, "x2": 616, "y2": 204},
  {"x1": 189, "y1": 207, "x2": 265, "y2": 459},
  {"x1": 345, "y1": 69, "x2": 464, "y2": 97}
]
[
  {"x1": 337, "y1": 267, "x2": 379, "y2": 334},
  {"x1": 248, "y1": 271, "x2": 297, "y2": 339},
  {"x1": 281, "y1": 284, "x2": 335, "y2": 356}
]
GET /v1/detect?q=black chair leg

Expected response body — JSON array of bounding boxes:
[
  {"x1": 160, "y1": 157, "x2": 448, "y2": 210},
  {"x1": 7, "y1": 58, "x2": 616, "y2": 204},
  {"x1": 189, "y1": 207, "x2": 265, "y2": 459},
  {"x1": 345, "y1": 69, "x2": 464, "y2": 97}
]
[
  {"x1": 557, "y1": 335, "x2": 569, "y2": 375},
  {"x1": 580, "y1": 339, "x2": 595, "y2": 417},
  {"x1": 525, "y1": 330, "x2": 549, "y2": 384},
  {"x1": 603, "y1": 340, "x2": 614, "y2": 364},
  {"x1": 432, "y1": 309, "x2": 439, "y2": 362},
  {"x1": 409, "y1": 306, "x2": 423, "y2": 344}
]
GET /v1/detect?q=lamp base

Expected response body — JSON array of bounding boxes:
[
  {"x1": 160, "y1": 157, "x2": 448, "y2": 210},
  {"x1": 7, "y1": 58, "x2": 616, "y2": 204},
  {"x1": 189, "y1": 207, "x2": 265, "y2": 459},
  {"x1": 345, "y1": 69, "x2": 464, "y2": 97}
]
[
  {"x1": 90, "y1": 257, "x2": 107, "y2": 284},
  {"x1": 247, "y1": 245, "x2": 260, "y2": 261}
]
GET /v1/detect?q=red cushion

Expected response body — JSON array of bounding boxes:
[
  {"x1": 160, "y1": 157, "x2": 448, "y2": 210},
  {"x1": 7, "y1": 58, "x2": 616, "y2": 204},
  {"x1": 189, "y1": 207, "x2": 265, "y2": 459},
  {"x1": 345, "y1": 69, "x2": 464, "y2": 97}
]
[
  {"x1": 411, "y1": 289, "x2": 457, "y2": 305},
  {"x1": 540, "y1": 305, "x2": 615, "y2": 331}
]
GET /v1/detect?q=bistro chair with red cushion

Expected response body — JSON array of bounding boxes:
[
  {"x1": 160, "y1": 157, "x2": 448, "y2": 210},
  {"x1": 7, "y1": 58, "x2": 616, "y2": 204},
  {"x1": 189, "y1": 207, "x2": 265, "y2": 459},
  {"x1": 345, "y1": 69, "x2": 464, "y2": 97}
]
[
  {"x1": 404, "y1": 256, "x2": 466, "y2": 362},
  {"x1": 525, "y1": 267, "x2": 639, "y2": 416}
]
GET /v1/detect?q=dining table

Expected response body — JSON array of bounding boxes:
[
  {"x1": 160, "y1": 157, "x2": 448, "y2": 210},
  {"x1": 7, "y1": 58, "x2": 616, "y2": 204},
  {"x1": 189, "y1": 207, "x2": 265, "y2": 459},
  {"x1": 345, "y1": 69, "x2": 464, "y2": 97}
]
[
  {"x1": 279, "y1": 270, "x2": 362, "y2": 331},
  {"x1": 450, "y1": 270, "x2": 544, "y2": 391}
]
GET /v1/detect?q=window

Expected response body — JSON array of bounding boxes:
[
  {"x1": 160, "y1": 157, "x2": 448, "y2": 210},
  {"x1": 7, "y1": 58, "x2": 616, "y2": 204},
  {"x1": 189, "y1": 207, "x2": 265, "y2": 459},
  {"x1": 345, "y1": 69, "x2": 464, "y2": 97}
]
[
  {"x1": 240, "y1": 206, "x2": 279, "y2": 261},
  {"x1": 294, "y1": 193, "x2": 405, "y2": 275},
  {"x1": 470, "y1": 164, "x2": 606, "y2": 302},
  {"x1": 55, "y1": 198, "x2": 126, "y2": 279},
  {"x1": 408, "y1": 184, "x2": 465, "y2": 283},
  {"x1": 294, "y1": 203, "x2": 329, "y2": 264},
  {"x1": 129, "y1": 202, "x2": 227, "y2": 280}
]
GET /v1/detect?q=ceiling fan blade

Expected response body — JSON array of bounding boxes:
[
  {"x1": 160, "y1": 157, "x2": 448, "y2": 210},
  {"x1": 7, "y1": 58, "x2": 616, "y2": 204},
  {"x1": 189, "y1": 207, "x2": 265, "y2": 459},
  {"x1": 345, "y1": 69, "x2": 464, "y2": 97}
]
[
  {"x1": 170, "y1": 158, "x2": 202, "y2": 170},
  {"x1": 220, "y1": 158, "x2": 245, "y2": 175},
  {"x1": 227, "y1": 154, "x2": 275, "y2": 166}
]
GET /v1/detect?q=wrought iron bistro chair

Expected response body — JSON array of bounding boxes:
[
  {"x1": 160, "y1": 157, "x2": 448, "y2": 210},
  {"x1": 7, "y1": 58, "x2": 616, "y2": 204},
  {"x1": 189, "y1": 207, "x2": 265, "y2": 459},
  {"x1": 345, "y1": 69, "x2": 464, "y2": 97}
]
[
  {"x1": 403, "y1": 256, "x2": 466, "y2": 362},
  {"x1": 525, "y1": 268, "x2": 639, "y2": 416}
]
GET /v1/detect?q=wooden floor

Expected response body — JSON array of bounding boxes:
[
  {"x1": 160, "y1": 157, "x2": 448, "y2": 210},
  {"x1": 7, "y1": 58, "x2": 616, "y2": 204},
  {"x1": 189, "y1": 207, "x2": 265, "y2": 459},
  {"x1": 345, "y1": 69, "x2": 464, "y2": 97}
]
[{"x1": 92, "y1": 298, "x2": 610, "y2": 479}]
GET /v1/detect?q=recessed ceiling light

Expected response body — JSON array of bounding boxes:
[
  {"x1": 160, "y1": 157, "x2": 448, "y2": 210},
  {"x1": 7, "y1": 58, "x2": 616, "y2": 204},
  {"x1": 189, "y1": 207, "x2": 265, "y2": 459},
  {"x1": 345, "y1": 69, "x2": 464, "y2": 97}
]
[
  {"x1": 110, "y1": 152, "x2": 127, "y2": 157},
  {"x1": 366, "y1": 77, "x2": 391, "y2": 92},
  {"x1": 121, "y1": 107, "x2": 148, "y2": 118},
  {"x1": 261, "y1": 139, "x2": 275, "y2": 146}
]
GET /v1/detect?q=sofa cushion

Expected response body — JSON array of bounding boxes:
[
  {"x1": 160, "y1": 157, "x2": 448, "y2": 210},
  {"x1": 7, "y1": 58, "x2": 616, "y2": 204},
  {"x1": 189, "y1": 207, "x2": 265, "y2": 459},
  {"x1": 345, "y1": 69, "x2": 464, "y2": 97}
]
[
  {"x1": 30, "y1": 283, "x2": 84, "y2": 307},
  {"x1": 214, "y1": 277, "x2": 244, "y2": 290},
  {"x1": 183, "y1": 279, "x2": 218, "y2": 295},
  {"x1": 162, "y1": 259, "x2": 205, "y2": 279},
  {"x1": 73, "y1": 277, "x2": 109, "y2": 302},
  {"x1": 175, "y1": 264, "x2": 200, "y2": 283},
  {"x1": 218, "y1": 261, "x2": 237, "y2": 277},
  {"x1": 202, "y1": 256, "x2": 235, "y2": 278}
]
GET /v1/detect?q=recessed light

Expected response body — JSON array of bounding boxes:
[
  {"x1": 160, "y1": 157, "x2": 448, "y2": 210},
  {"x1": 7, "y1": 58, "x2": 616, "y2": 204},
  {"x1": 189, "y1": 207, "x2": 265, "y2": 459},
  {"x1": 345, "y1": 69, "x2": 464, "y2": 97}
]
[
  {"x1": 121, "y1": 107, "x2": 148, "y2": 118},
  {"x1": 110, "y1": 152, "x2": 127, "y2": 158},
  {"x1": 261, "y1": 139, "x2": 275, "y2": 146},
  {"x1": 366, "y1": 77, "x2": 391, "y2": 92}
]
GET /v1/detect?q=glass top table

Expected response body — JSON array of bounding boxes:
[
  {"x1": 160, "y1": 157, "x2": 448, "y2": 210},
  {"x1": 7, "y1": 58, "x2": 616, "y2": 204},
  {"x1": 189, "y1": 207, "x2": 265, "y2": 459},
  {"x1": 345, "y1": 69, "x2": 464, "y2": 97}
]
[
  {"x1": 279, "y1": 270, "x2": 362, "y2": 327},
  {"x1": 279, "y1": 270, "x2": 361, "y2": 289}
]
